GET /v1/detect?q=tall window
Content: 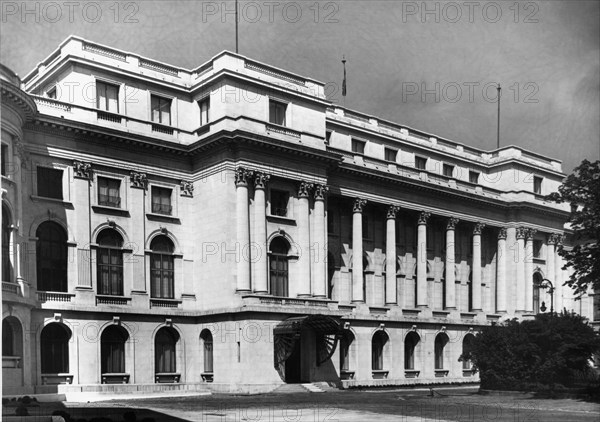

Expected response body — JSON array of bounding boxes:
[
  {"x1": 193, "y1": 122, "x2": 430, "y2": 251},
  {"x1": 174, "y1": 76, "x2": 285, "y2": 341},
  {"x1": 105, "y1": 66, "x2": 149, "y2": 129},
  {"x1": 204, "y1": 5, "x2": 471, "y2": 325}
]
[
  {"x1": 98, "y1": 177, "x2": 121, "y2": 208},
  {"x1": 404, "y1": 332, "x2": 420, "y2": 370},
  {"x1": 150, "y1": 236, "x2": 175, "y2": 299},
  {"x1": 269, "y1": 237, "x2": 290, "y2": 297},
  {"x1": 533, "y1": 272, "x2": 543, "y2": 313},
  {"x1": 415, "y1": 156, "x2": 427, "y2": 170},
  {"x1": 270, "y1": 190, "x2": 289, "y2": 217},
  {"x1": 37, "y1": 167, "x2": 63, "y2": 200},
  {"x1": 351, "y1": 139, "x2": 365, "y2": 154},
  {"x1": 96, "y1": 81, "x2": 119, "y2": 113},
  {"x1": 101, "y1": 326, "x2": 128, "y2": 374},
  {"x1": 434, "y1": 333, "x2": 449, "y2": 370},
  {"x1": 151, "y1": 186, "x2": 172, "y2": 215},
  {"x1": 198, "y1": 97, "x2": 210, "y2": 126},
  {"x1": 201, "y1": 329, "x2": 213, "y2": 374},
  {"x1": 36, "y1": 222, "x2": 68, "y2": 292},
  {"x1": 269, "y1": 99, "x2": 287, "y2": 126},
  {"x1": 155, "y1": 327, "x2": 178, "y2": 373},
  {"x1": 40, "y1": 323, "x2": 70, "y2": 374},
  {"x1": 97, "y1": 229, "x2": 124, "y2": 296},
  {"x1": 533, "y1": 176, "x2": 543, "y2": 194},
  {"x1": 462, "y1": 334, "x2": 475, "y2": 370},
  {"x1": 371, "y1": 331, "x2": 388, "y2": 371},
  {"x1": 151, "y1": 95, "x2": 172, "y2": 125},
  {"x1": 533, "y1": 240, "x2": 543, "y2": 259},
  {"x1": 2, "y1": 319, "x2": 14, "y2": 356},
  {"x1": 1, "y1": 144, "x2": 8, "y2": 176},
  {"x1": 339, "y1": 330, "x2": 354, "y2": 372},
  {"x1": 2, "y1": 206, "x2": 12, "y2": 282}
]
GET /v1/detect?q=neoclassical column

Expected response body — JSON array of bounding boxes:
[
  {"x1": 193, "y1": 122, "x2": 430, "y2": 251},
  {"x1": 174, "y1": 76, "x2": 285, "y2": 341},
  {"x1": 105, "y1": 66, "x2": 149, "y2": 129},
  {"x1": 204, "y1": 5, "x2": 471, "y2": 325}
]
[
  {"x1": 524, "y1": 228, "x2": 536, "y2": 312},
  {"x1": 253, "y1": 171, "x2": 270, "y2": 294},
  {"x1": 496, "y1": 228, "x2": 507, "y2": 313},
  {"x1": 297, "y1": 181, "x2": 312, "y2": 297},
  {"x1": 312, "y1": 184, "x2": 328, "y2": 298},
  {"x1": 235, "y1": 168, "x2": 253, "y2": 293},
  {"x1": 554, "y1": 234, "x2": 564, "y2": 312},
  {"x1": 385, "y1": 205, "x2": 400, "y2": 305},
  {"x1": 416, "y1": 211, "x2": 431, "y2": 308},
  {"x1": 445, "y1": 217, "x2": 459, "y2": 309},
  {"x1": 472, "y1": 223, "x2": 485, "y2": 312},
  {"x1": 352, "y1": 198, "x2": 367, "y2": 303},
  {"x1": 546, "y1": 233, "x2": 557, "y2": 286},
  {"x1": 515, "y1": 227, "x2": 527, "y2": 312}
]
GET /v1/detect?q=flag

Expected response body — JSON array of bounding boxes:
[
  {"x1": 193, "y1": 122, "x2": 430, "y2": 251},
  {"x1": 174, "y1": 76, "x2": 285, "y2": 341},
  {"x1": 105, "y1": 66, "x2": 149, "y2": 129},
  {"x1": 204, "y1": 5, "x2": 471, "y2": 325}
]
[{"x1": 342, "y1": 57, "x2": 347, "y2": 97}]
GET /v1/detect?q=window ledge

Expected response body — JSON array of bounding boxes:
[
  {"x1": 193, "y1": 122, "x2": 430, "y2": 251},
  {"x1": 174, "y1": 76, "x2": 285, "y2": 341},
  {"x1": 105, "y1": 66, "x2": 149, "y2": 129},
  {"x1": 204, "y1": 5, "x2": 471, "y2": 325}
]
[
  {"x1": 96, "y1": 295, "x2": 132, "y2": 306},
  {"x1": 266, "y1": 215, "x2": 296, "y2": 225},
  {"x1": 460, "y1": 312, "x2": 477, "y2": 320},
  {"x1": 434, "y1": 369, "x2": 449, "y2": 377},
  {"x1": 195, "y1": 125, "x2": 210, "y2": 136},
  {"x1": 201, "y1": 372, "x2": 214, "y2": 383},
  {"x1": 155, "y1": 373, "x2": 180, "y2": 383},
  {"x1": 92, "y1": 205, "x2": 130, "y2": 217},
  {"x1": 404, "y1": 370, "x2": 420, "y2": 378},
  {"x1": 30, "y1": 195, "x2": 73, "y2": 208},
  {"x1": 41, "y1": 374, "x2": 73, "y2": 385},
  {"x1": 150, "y1": 298, "x2": 182, "y2": 309},
  {"x1": 2, "y1": 356, "x2": 22, "y2": 368},
  {"x1": 340, "y1": 370, "x2": 355, "y2": 380},
  {"x1": 372, "y1": 370, "x2": 389, "y2": 379},
  {"x1": 433, "y1": 310, "x2": 451, "y2": 318},
  {"x1": 463, "y1": 369, "x2": 475, "y2": 377},
  {"x1": 402, "y1": 308, "x2": 422, "y2": 316},
  {"x1": 101, "y1": 373, "x2": 130, "y2": 384},
  {"x1": 146, "y1": 213, "x2": 181, "y2": 223},
  {"x1": 1, "y1": 175, "x2": 16, "y2": 185}
]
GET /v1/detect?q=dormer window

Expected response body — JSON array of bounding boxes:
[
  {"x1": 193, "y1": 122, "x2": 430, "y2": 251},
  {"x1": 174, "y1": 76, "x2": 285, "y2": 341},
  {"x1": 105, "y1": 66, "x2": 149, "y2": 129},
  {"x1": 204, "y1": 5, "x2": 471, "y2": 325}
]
[
  {"x1": 533, "y1": 176, "x2": 543, "y2": 194},
  {"x1": 269, "y1": 100, "x2": 287, "y2": 126}
]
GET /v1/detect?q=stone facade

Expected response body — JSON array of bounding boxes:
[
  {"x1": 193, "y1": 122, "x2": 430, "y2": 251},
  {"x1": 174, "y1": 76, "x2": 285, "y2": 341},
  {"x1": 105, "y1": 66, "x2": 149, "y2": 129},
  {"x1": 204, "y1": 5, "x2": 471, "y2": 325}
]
[{"x1": 2, "y1": 36, "x2": 598, "y2": 396}]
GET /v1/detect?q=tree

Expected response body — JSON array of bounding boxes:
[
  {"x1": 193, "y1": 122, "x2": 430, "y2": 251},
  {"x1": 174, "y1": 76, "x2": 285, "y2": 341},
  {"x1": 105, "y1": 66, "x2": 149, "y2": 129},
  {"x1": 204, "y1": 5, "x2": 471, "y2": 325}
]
[{"x1": 546, "y1": 159, "x2": 600, "y2": 297}]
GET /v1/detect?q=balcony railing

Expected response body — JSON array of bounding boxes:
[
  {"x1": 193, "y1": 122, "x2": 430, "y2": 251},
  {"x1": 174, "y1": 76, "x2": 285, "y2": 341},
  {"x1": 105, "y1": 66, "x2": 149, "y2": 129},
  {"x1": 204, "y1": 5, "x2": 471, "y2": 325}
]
[
  {"x1": 150, "y1": 298, "x2": 181, "y2": 309},
  {"x1": 98, "y1": 194, "x2": 121, "y2": 208},
  {"x1": 96, "y1": 295, "x2": 131, "y2": 306},
  {"x1": 97, "y1": 110, "x2": 122, "y2": 123},
  {"x1": 37, "y1": 291, "x2": 74, "y2": 302},
  {"x1": 2, "y1": 282, "x2": 20, "y2": 295},
  {"x1": 151, "y1": 123, "x2": 174, "y2": 135}
]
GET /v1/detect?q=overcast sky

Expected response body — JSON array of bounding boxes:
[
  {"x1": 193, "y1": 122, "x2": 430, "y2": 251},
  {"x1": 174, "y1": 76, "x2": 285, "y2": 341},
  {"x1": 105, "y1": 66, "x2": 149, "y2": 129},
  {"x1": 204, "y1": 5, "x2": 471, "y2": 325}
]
[{"x1": 1, "y1": 0, "x2": 598, "y2": 173}]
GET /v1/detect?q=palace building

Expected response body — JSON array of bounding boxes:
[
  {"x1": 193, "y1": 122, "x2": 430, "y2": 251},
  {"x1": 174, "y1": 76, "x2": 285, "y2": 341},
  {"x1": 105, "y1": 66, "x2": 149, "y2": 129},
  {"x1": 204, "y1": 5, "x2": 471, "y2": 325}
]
[{"x1": 2, "y1": 36, "x2": 598, "y2": 397}]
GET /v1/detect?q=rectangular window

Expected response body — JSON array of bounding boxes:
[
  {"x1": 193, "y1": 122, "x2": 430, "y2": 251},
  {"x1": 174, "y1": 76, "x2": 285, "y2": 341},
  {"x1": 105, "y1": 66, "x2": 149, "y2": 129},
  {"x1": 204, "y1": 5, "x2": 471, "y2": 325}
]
[
  {"x1": 96, "y1": 81, "x2": 119, "y2": 113},
  {"x1": 469, "y1": 171, "x2": 480, "y2": 184},
  {"x1": 533, "y1": 176, "x2": 543, "y2": 194},
  {"x1": 37, "y1": 167, "x2": 63, "y2": 200},
  {"x1": 533, "y1": 240, "x2": 543, "y2": 259},
  {"x1": 151, "y1": 254, "x2": 174, "y2": 299},
  {"x1": 270, "y1": 190, "x2": 289, "y2": 217},
  {"x1": 198, "y1": 97, "x2": 210, "y2": 126},
  {"x1": 269, "y1": 100, "x2": 287, "y2": 126},
  {"x1": 151, "y1": 95, "x2": 172, "y2": 125},
  {"x1": 385, "y1": 148, "x2": 397, "y2": 163},
  {"x1": 443, "y1": 164, "x2": 454, "y2": 178},
  {"x1": 415, "y1": 156, "x2": 427, "y2": 170},
  {"x1": 98, "y1": 177, "x2": 121, "y2": 208},
  {"x1": 1, "y1": 144, "x2": 7, "y2": 176},
  {"x1": 151, "y1": 186, "x2": 172, "y2": 215},
  {"x1": 351, "y1": 139, "x2": 366, "y2": 155},
  {"x1": 47, "y1": 87, "x2": 57, "y2": 99},
  {"x1": 325, "y1": 131, "x2": 332, "y2": 144}
]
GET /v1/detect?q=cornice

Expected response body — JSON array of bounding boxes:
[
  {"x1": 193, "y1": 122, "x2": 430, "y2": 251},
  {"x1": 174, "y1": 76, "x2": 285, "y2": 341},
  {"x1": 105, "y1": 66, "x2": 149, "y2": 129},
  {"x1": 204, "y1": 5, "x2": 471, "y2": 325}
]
[{"x1": 1, "y1": 80, "x2": 38, "y2": 122}]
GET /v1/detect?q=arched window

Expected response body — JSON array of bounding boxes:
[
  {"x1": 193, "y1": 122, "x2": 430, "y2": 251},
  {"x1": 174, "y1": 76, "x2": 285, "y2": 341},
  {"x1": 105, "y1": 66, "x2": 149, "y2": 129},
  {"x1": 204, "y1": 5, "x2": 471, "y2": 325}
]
[
  {"x1": 155, "y1": 327, "x2": 178, "y2": 374},
  {"x1": 36, "y1": 221, "x2": 68, "y2": 292},
  {"x1": 434, "y1": 333, "x2": 449, "y2": 370},
  {"x1": 371, "y1": 331, "x2": 388, "y2": 371},
  {"x1": 533, "y1": 272, "x2": 543, "y2": 313},
  {"x1": 41, "y1": 323, "x2": 70, "y2": 374},
  {"x1": 97, "y1": 229, "x2": 124, "y2": 296},
  {"x1": 2, "y1": 319, "x2": 14, "y2": 356},
  {"x1": 269, "y1": 237, "x2": 290, "y2": 297},
  {"x1": 101, "y1": 325, "x2": 128, "y2": 375},
  {"x1": 462, "y1": 334, "x2": 475, "y2": 370},
  {"x1": 150, "y1": 236, "x2": 175, "y2": 299},
  {"x1": 339, "y1": 330, "x2": 354, "y2": 375},
  {"x1": 2, "y1": 205, "x2": 12, "y2": 282},
  {"x1": 200, "y1": 329, "x2": 213, "y2": 375},
  {"x1": 404, "y1": 331, "x2": 420, "y2": 370}
]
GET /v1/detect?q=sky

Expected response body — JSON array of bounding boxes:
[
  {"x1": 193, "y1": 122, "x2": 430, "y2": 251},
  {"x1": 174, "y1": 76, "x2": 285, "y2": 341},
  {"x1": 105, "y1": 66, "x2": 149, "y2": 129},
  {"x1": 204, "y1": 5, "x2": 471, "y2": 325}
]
[{"x1": 1, "y1": 0, "x2": 598, "y2": 174}]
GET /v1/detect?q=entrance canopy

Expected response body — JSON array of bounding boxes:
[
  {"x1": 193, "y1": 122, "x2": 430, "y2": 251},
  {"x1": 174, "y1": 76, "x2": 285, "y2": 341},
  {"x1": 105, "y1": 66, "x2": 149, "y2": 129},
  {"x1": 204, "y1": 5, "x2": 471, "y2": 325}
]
[{"x1": 273, "y1": 315, "x2": 341, "y2": 336}]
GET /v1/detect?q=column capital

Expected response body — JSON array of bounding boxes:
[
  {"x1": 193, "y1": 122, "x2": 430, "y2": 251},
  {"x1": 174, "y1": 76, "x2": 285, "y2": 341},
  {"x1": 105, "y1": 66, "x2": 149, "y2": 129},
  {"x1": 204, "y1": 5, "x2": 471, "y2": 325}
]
[
  {"x1": 298, "y1": 181, "x2": 313, "y2": 198},
  {"x1": 313, "y1": 184, "x2": 329, "y2": 201},
  {"x1": 516, "y1": 226, "x2": 527, "y2": 239},
  {"x1": 473, "y1": 222, "x2": 486, "y2": 235},
  {"x1": 498, "y1": 227, "x2": 507, "y2": 240},
  {"x1": 525, "y1": 228, "x2": 537, "y2": 240},
  {"x1": 446, "y1": 217, "x2": 460, "y2": 230},
  {"x1": 548, "y1": 233, "x2": 562, "y2": 245},
  {"x1": 253, "y1": 172, "x2": 270, "y2": 190},
  {"x1": 180, "y1": 180, "x2": 194, "y2": 197},
  {"x1": 386, "y1": 205, "x2": 400, "y2": 219},
  {"x1": 73, "y1": 160, "x2": 92, "y2": 180},
  {"x1": 554, "y1": 233, "x2": 564, "y2": 246},
  {"x1": 353, "y1": 198, "x2": 367, "y2": 213},
  {"x1": 234, "y1": 167, "x2": 253, "y2": 187},
  {"x1": 417, "y1": 211, "x2": 431, "y2": 225},
  {"x1": 130, "y1": 171, "x2": 148, "y2": 190}
]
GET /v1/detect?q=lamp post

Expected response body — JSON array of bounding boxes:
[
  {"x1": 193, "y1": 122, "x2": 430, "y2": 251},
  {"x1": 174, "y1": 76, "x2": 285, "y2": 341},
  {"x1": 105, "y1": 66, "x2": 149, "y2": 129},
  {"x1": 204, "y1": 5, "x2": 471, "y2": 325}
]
[{"x1": 541, "y1": 278, "x2": 555, "y2": 314}]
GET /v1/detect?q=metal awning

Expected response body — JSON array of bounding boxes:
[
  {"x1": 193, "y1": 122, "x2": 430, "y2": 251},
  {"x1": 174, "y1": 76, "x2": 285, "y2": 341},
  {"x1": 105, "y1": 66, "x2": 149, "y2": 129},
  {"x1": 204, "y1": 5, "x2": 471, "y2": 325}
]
[{"x1": 273, "y1": 315, "x2": 341, "y2": 336}]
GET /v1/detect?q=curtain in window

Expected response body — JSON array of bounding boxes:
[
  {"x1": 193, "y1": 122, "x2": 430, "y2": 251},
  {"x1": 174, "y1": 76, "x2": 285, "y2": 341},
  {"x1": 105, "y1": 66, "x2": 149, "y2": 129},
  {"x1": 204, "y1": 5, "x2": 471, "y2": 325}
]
[
  {"x1": 98, "y1": 178, "x2": 120, "y2": 207},
  {"x1": 41, "y1": 324, "x2": 70, "y2": 374},
  {"x1": 97, "y1": 230, "x2": 124, "y2": 295},
  {"x1": 150, "y1": 236, "x2": 175, "y2": 299},
  {"x1": 269, "y1": 255, "x2": 288, "y2": 297},
  {"x1": 155, "y1": 328, "x2": 177, "y2": 373},
  {"x1": 101, "y1": 326, "x2": 127, "y2": 373},
  {"x1": 151, "y1": 96, "x2": 171, "y2": 125}
]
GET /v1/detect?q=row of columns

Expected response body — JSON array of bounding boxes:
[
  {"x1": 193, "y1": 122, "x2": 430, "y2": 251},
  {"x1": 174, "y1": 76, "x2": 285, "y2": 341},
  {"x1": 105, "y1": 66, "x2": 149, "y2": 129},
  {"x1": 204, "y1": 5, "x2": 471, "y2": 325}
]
[
  {"x1": 234, "y1": 167, "x2": 328, "y2": 297},
  {"x1": 350, "y1": 198, "x2": 564, "y2": 313}
]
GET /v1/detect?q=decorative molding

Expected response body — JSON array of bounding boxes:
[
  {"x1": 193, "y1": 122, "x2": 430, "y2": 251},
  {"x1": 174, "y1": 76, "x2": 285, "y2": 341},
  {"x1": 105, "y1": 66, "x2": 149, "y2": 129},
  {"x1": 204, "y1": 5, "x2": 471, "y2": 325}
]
[
  {"x1": 165, "y1": 318, "x2": 173, "y2": 327},
  {"x1": 386, "y1": 205, "x2": 400, "y2": 219},
  {"x1": 548, "y1": 233, "x2": 561, "y2": 245},
  {"x1": 446, "y1": 217, "x2": 460, "y2": 230},
  {"x1": 73, "y1": 160, "x2": 92, "y2": 180},
  {"x1": 353, "y1": 198, "x2": 367, "y2": 213},
  {"x1": 410, "y1": 325, "x2": 417, "y2": 332},
  {"x1": 112, "y1": 316, "x2": 121, "y2": 325},
  {"x1": 473, "y1": 222, "x2": 486, "y2": 235},
  {"x1": 343, "y1": 322, "x2": 351, "y2": 330},
  {"x1": 313, "y1": 184, "x2": 329, "y2": 201},
  {"x1": 253, "y1": 171, "x2": 270, "y2": 190},
  {"x1": 526, "y1": 228, "x2": 537, "y2": 240},
  {"x1": 180, "y1": 180, "x2": 194, "y2": 197},
  {"x1": 130, "y1": 171, "x2": 148, "y2": 190},
  {"x1": 297, "y1": 181, "x2": 313, "y2": 198},
  {"x1": 440, "y1": 326, "x2": 447, "y2": 333},
  {"x1": 234, "y1": 167, "x2": 253, "y2": 187},
  {"x1": 417, "y1": 211, "x2": 431, "y2": 225},
  {"x1": 516, "y1": 226, "x2": 527, "y2": 239},
  {"x1": 53, "y1": 313, "x2": 62, "y2": 322},
  {"x1": 498, "y1": 228, "x2": 507, "y2": 240},
  {"x1": 378, "y1": 323, "x2": 385, "y2": 330},
  {"x1": 554, "y1": 233, "x2": 564, "y2": 246}
]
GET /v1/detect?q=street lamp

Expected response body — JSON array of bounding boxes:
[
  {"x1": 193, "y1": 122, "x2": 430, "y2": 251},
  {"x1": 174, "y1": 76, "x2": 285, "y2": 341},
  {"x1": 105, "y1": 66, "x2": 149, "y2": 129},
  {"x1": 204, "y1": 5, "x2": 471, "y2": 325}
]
[{"x1": 540, "y1": 278, "x2": 555, "y2": 314}]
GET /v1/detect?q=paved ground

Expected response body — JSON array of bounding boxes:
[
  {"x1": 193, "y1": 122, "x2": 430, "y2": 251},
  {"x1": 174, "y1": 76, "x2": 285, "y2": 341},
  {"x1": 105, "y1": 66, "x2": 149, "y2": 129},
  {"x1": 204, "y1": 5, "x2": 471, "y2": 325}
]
[{"x1": 5, "y1": 388, "x2": 599, "y2": 421}]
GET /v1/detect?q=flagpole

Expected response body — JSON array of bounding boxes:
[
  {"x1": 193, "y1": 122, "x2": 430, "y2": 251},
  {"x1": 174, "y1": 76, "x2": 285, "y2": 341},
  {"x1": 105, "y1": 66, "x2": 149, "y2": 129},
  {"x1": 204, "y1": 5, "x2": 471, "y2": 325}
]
[
  {"x1": 497, "y1": 83, "x2": 501, "y2": 149},
  {"x1": 235, "y1": 0, "x2": 239, "y2": 54}
]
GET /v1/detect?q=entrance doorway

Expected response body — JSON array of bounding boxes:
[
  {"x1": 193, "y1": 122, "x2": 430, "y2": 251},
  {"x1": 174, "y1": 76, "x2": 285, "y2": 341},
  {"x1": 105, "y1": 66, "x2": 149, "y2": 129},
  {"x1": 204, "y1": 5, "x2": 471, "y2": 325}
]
[{"x1": 284, "y1": 338, "x2": 302, "y2": 383}]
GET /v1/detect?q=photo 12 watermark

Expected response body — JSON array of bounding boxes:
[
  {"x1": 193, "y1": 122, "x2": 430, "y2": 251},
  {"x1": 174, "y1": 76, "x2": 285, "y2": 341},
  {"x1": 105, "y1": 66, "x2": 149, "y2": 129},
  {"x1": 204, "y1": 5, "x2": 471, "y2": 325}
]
[{"x1": 1, "y1": 1, "x2": 140, "y2": 23}]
